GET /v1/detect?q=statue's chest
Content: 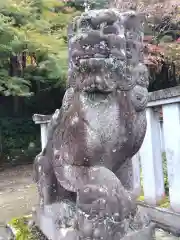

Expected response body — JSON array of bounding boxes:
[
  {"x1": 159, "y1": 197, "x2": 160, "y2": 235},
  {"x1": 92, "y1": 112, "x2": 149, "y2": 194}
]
[{"x1": 82, "y1": 98, "x2": 125, "y2": 149}]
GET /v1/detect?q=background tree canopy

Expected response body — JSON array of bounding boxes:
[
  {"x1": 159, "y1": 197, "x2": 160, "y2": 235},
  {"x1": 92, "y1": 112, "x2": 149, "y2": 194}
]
[
  {"x1": 111, "y1": 0, "x2": 180, "y2": 89},
  {"x1": 0, "y1": 0, "x2": 81, "y2": 96}
]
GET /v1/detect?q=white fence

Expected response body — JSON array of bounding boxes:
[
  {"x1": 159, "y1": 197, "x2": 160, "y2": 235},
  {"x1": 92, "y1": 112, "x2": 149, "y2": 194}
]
[
  {"x1": 33, "y1": 86, "x2": 180, "y2": 214},
  {"x1": 134, "y1": 86, "x2": 180, "y2": 213}
]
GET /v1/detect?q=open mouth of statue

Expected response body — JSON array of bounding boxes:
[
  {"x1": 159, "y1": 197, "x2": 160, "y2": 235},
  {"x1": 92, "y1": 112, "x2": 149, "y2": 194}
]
[{"x1": 84, "y1": 86, "x2": 113, "y2": 95}]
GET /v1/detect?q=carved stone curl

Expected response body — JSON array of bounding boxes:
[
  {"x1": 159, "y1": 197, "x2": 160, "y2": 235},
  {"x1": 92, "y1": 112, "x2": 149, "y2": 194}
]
[{"x1": 34, "y1": 9, "x2": 153, "y2": 240}]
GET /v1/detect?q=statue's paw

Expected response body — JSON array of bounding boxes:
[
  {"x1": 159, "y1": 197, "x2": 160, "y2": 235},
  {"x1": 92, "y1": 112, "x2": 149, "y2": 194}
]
[
  {"x1": 77, "y1": 184, "x2": 128, "y2": 222},
  {"x1": 77, "y1": 184, "x2": 108, "y2": 216},
  {"x1": 77, "y1": 212, "x2": 113, "y2": 240}
]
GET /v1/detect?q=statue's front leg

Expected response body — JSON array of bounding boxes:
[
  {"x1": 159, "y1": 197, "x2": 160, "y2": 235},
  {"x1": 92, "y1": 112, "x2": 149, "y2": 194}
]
[
  {"x1": 59, "y1": 166, "x2": 136, "y2": 239},
  {"x1": 34, "y1": 154, "x2": 58, "y2": 207},
  {"x1": 115, "y1": 158, "x2": 134, "y2": 191}
]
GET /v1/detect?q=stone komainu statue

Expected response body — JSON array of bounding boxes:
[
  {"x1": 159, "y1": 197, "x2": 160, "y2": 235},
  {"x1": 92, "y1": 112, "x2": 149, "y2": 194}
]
[{"x1": 34, "y1": 9, "x2": 151, "y2": 240}]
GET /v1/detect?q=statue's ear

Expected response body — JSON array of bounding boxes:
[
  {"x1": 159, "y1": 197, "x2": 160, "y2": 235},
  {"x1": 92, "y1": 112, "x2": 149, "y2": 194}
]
[{"x1": 62, "y1": 87, "x2": 74, "y2": 112}]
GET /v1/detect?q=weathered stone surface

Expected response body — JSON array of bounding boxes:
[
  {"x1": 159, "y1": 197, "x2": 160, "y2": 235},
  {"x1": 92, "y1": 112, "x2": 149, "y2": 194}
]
[
  {"x1": 138, "y1": 203, "x2": 180, "y2": 236},
  {"x1": 34, "y1": 9, "x2": 150, "y2": 240},
  {"x1": 33, "y1": 85, "x2": 180, "y2": 124}
]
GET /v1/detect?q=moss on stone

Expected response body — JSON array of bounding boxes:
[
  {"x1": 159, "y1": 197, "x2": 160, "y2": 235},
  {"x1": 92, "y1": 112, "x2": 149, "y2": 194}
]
[
  {"x1": 8, "y1": 215, "x2": 36, "y2": 240},
  {"x1": 8, "y1": 215, "x2": 47, "y2": 240},
  {"x1": 138, "y1": 195, "x2": 170, "y2": 208}
]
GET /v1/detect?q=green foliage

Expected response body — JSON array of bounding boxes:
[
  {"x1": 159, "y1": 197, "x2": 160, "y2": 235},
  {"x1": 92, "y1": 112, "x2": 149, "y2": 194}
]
[
  {"x1": 8, "y1": 215, "x2": 39, "y2": 240},
  {"x1": 162, "y1": 152, "x2": 169, "y2": 195},
  {"x1": 9, "y1": 215, "x2": 50, "y2": 240},
  {"x1": 139, "y1": 152, "x2": 170, "y2": 207},
  {"x1": 0, "y1": 0, "x2": 81, "y2": 96},
  {"x1": 0, "y1": 117, "x2": 40, "y2": 165},
  {"x1": 9, "y1": 216, "x2": 33, "y2": 240}
]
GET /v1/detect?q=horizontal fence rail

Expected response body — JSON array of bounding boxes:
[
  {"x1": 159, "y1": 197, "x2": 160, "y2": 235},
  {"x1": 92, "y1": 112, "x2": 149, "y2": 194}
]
[{"x1": 33, "y1": 86, "x2": 180, "y2": 215}]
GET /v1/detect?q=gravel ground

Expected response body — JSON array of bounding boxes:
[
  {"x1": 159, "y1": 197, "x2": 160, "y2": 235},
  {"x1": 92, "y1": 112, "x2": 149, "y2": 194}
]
[
  {"x1": 0, "y1": 165, "x2": 38, "y2": 222},
  {"x1": 0, "y1": 165, "x2": 179, "y2": 239}
]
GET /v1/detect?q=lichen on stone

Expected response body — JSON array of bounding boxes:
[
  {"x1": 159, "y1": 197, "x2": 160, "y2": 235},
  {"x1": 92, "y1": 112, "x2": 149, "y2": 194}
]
[{"x1": 8, "y1": 215, "x2": 45, "y2": 240}]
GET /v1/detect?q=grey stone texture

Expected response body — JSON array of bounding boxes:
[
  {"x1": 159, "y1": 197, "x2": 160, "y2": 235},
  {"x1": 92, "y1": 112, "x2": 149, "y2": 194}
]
[{"x1": 33, "y1": 8, "x2": 152, "y2": 240}]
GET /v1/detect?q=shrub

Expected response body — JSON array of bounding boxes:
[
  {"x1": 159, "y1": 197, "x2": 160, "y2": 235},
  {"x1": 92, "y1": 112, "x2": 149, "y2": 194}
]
[{"x1": 0, "y1": 117, "x2": 40, "y2": 166}]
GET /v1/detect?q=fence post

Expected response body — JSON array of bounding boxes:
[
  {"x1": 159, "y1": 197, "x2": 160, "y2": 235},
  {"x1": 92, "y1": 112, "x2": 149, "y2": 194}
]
[
  {"x1": 132, "y1": 152, "x2": 141, "y2": 197},
  {"x1": 163, "y1": 103, "x2": 180, "y2": 212},
  {"x1": 32, "y1": 114, "x2": 51, "y2": 151},
  {"x1": 40, "y1": 123, "x2": 48, "y2": 150},
  {"x1": 139, "y1": 108, "x2": 165, "y2": 205}
]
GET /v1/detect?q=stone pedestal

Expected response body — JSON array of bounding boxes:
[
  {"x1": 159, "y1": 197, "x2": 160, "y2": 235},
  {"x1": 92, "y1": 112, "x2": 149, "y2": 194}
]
[
  {"x1": 34, "y1": 203, "x2": 155, "y2": 240},
  {"x1": 35, "y1": 202, "x2": 77, "y2": 240}
]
